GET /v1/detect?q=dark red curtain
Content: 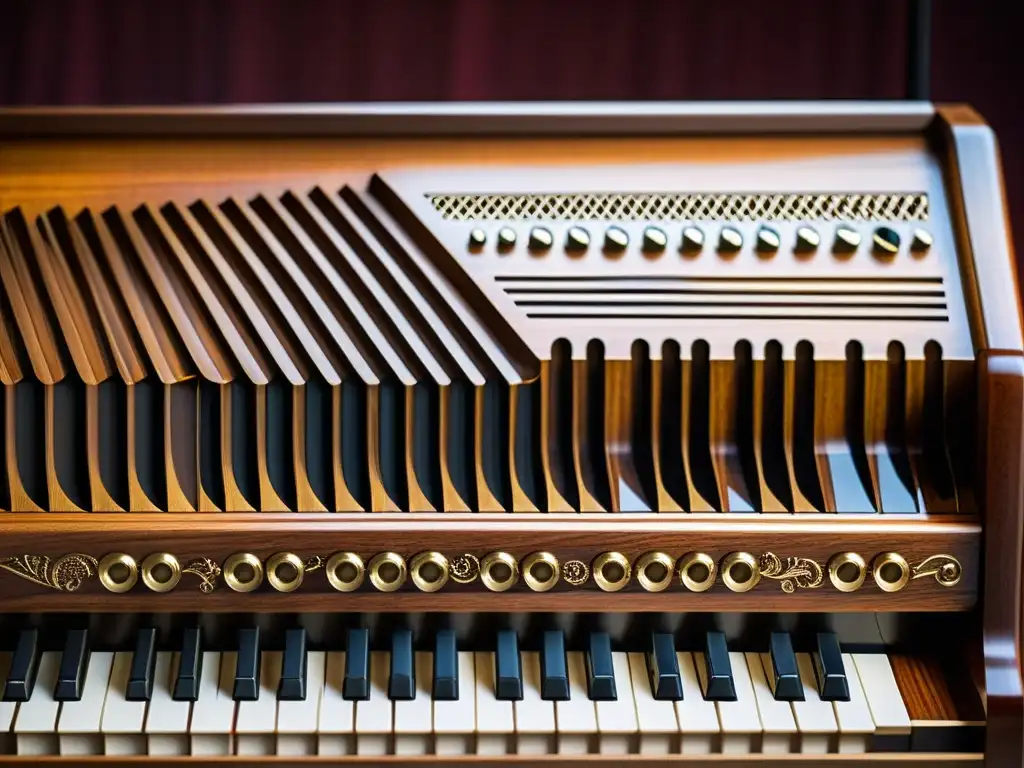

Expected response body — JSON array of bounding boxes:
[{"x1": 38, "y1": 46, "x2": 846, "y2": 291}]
[{"x1": 1, "y1": 0, "x2": 1020, "y2": 268}]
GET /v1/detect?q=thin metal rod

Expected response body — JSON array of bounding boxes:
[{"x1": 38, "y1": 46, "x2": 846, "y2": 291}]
[{"x1": 906, "y1": 0, "x2": 932, "y2": 101}]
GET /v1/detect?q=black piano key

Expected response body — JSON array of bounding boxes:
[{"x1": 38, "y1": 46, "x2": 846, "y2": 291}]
[
  {"x1": 433, "y1": 629, "x2": 458, "y2": 701},
  {"x1": 344, "y1": 628, "x2": 370, "y2": 700},
  {"x1": 540, "y1": 630, "x2": 569, "y2": 701},
  {"x1": 495, "y1": 630, "x2": 523, "y2": 701},
  {"x1": 648, "y1": 632, "x2": 682, "y2": 701},
  {"x1": 233, "y1": 627, "x2": 261, "y2": 701},
  {"x1": 126, "y1": 628, "x2": 157, "y2": 702},
  {"x1": 702, "y1": 631, "x2": 736, "y2": 701},
  {"x1": 586, "y1": 632, "x2": 616, "y2": 701},
  {"x1": 55, "y1": 629, "x2": 89, "y2": 702},
  {"x1": 278, "y1": 628, "x2": 307, "y2": 702},
  {"x1": 4, "y1": 629, "x2": 39, "y2": 702},
  {"x1": 769, "y1": 632, "x2": 803, "y2": 702},
  {"x1": 813, "y1": 632, "x2": 850, "y2": 702},
  {"x1": 173, "y1": 628, "x2": 202, "y2": 701},
  {"x1": 389, "y1": 629, "x2": 415, "y2": 701}
]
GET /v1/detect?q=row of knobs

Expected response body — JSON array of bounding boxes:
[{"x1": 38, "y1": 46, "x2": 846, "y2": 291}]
[{"x1": 469, "y1": 224, "x2": 933, "y2": 256}]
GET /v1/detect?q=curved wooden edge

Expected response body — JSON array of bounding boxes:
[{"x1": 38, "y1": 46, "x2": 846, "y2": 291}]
[{"x1": 977, "y1": 351, "x2": 1024, "y2": 766}]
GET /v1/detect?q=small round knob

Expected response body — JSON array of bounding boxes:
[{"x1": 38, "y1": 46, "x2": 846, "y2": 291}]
[
  {"x1": 528, "y1": 227, "x2": 553, "y2": 252},
  {"x1": 910, "y1": 228, "x2": 933, "y2": 252},
  {"x1": 468, "y1": 228, "x2": 487, "y2": 249},
  {"x1": 833, "y1": 225, "x2": 861, "y2": 253},
  {"x1": 566, "y1": 226, "x2": 590, "y2": 252},
  {"x1": 872, "y1": 226, "x2": 900, "y2": 256},
  {"x1": 642, "y1": 226, "x2": 667, "y2": 253},
  {"x1": 497, "y1": 227, "x2": 517, "y2": 250},
  {"x1": 681, "y1": 225, "x2": 704, "y2": 252},
  {"x1": 718, "y1": 226, "x2": 743, "y2": 253},
  {"x1": 604, "y1": 226, "x2": 629, "y2": 252},
  {"x1": 755, "y1": 226, "x2": 781, "y2": 254},
  {"x1": 795, "y1": 226, "x2": 820, "y2": 253}
]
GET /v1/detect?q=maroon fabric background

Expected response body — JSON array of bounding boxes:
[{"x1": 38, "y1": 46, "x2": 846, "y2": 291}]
[{"x1": 1, "y1": 0, "x2": 1020, "y2": 275}]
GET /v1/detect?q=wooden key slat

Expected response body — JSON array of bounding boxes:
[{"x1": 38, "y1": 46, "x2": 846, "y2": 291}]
[
  {"x1": 439, "y1": 384, "x2": 472, "y2": 513},
  {"x1": 681, "y1": 357, "x2": 717, "y2": 512},
  {"x1": 784, "y1": 357, "x2": 822, "y2": 512},
  {"x1": 649, "y1": 359, "x2": 683, "y2": 512},
  {"x1": 539, "y1": 359, "x2": 575, "y2": 513},
  {"x1": 864, "y1": 358, "x2": 919, "y2": 513},
  {"x1": 604, "y1": 358, "x2": 653, "y2": 513},
  {"x1": 474, "y1": 383, "x2": 507, "y2": 512},
  {"x1": 574, "y1": 358, "x2": 607, "y2": 512},
  {"x1": 44, "y1": 384, "x2": 86, "y2": 513},
  {"x1": 508, "y1": 381, "x2": 542, "y2": 513},
  {"x1": 330, "y1": 384, "x2": 365, "y2": 512},
  {"x1": 752, "y1": 358, "x2": 788, "y2": 512}
]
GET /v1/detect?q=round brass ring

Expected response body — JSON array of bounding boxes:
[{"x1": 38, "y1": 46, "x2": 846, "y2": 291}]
[
  {"x1": 872, "y1": 552, "x2": 910, "y2": 593},
  {"x1": 522, "y1": 551, "x2": 560, "y2": 592},
  {"x1": 720, "y1": 552, "x2": 761, "y2": 593},
  {"x1": 326, "y1": 552, "x2": 365, "y2": 593},
  {"x1": 140, "y1": 552, "x2": 182, "y2": 593},
  {"x1": 480, "y1": 552, "x2": 519, "y2": 592},
  {"x1": 98, "y1": 552, "x2": 138, "y2": 594},
  {"x1": 410, "y1": 551, "x2": 450, "y2": 593},
  {"x1": 635, "y1": 552, "x2": 676, "y2": 593},
  {"x1": 223, "y1": 552, "x2": 265, "y2": 593},
  {"x1": 828, "y1": 552, "x2": 867, "y2": 593},
  {"x1": 266, "y1": 552, "x2": 305, "y2": 593},
  {"x1": 369, "y1": 552, "x2": 407, "y2": 593},
  {"x1": 592, "y1": 552, "x2": 632, "y2": 593},
  {"x1": 678, "y1": 552, "x2": 717, "y2": 592}
]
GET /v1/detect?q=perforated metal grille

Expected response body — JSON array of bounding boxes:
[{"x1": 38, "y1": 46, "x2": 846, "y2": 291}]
[{"x1": 428, "y1": 193, "x2": 929, "y2": 222}]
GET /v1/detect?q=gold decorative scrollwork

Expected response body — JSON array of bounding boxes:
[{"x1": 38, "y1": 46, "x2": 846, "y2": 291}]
[
  {"x1": 0, "y1": 554, "x2": 98, "y2": 592},
  {"x1": 562, "y1": 560, "x2": 590, "y2": 587},
  {"x1": 182, "y1": 558, "x2": 222, "y2": 594},
  {"x1": 910, "y1": 554, "x2": 962, "y2": 587},
  {"x1": 758, "y1": 553, "x2": 824, "y2": 593},
  {"x1": 304, "y1": 555, "x2": 326, "y2": 573},
  {"x1": 450, "y1": 554, "x2": 480, "y2": 584}
]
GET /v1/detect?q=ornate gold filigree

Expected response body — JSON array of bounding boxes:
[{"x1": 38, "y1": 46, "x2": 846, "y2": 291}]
[
  {"x1": 182, "y1": 558, "x2": 222, "y2": 594},
  {"x1": 450, "y1": 554, "x2": 480, "y2": 584},
  {"x1": 0, "y1": 554, "x2": 98, "y2": 592},
  {"x1": 758, "y1": 553, "x2": 824, "y2": 593},
  {"x1": 562, "y1": 560, "x2": 590, "y2": 587},
  {"x1": 910, "y1": 554, "x2": 962, "y2": 587},
  {"x1": 304, "y1": 555, "x2": 325, "y2": 573}
]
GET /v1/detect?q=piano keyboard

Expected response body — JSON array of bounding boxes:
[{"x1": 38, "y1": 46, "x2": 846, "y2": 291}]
[{"x1": 0, "y1": 627, "x2": 982, "y2": 758}]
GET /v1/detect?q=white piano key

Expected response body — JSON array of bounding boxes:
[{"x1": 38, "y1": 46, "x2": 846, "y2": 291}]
[
  {"x1": 710, "y1": 651, "x2": 761, "y2": 754},
  {"x1": 791, "y1": 653, "x2": 838, "y2": 754},
  {"x1": 627, "y1": 652, "x2": 678, "y2": 755},
  {"x1": 674, "y1": 652, "x2": 719, "y2": 755},
  {"x1": 515, "y1": 652, "x2": 555, "y2": 756},
  {"x1": 433, "y1": 651, "x2": 476, "y2": 756},
  {"x1": 393, "y1": 652, "x2": 432, "y2": 756},
  {"x1": 832, "y1": 653, "x2": 874, "y2": 754},
  {"x1": 145, "y1": 652, "x2": 191, "y2": 757},
  {"x1": 58, "y1": 651, "x2": 114, "y2": 756},
  {"x1": 750, "y1": 653, "x2": 797, "y2": 755},
  {"x1": 235, "y1": 650, "x2": 281, "y2": 757},
  {"x1": 190, "y1": 652, "x2": 236, "y2": 757},
  {"x1": 355, "y1": 651, "x2": 391, "y2": 756},
  {"x1": 100, "y1": 651, "x2": 147, "y2": 756},
  {"x1": 852, "y1": 653, "x2": 911, "y2": 743},
  {"x1": 474, "y1": 652, "x2": 514, "y2": 756},
  {"x1": 277, "y1": 650, "x2": 325, "y2": 757},
  {"x1": 595, "y1": 652, "x2": 638, "y2": 755},
  {"x1": 318, "y1": 652, "x2": 354, "y2": 756},
  {"x1": 0, "y1": 654, "x2": 18, "y2": 755},
  {"x1": 14, "y1": 651, "x2": 61, "y2": 756},
  {"x1": 555, "y1": 651, "x2": 596, "y2": 755}
]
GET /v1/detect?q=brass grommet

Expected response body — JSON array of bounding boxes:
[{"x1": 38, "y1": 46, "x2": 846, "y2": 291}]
[
  {"x1": 635, "y1": 552, "x2": 676, "y2": 593},
  {"x1": 98, "y1": 553, "x2": 138, "y2": 594},
  {"x1": 872, "y1": 552, "x2": 910, "y2": 593},
  {"x1": 480, "y1": 552, "x2": 519, "y2": 592},
  {"x1": 223, "y1": 553, "x2": 264, "y2": 593},
  {"x1": 266, "y1": 552, "x2": 305, "y2": 593},
  {"x1": 721, "y1": 552, "x2": 761, "y2": 593},
  {"x1": 140, "y1": 552, "x2": 182, "y2": 593},
  {"x1": 678, "y1": 552, "x2": 717, "y2": 592},
  {"x1": 326, "y1": 552, "x2": 365, "y2": 593},
  {"x1": 410, "y1": 551, "x2": 450, "y2": 593},
  {"x1": 828, "y1": 552, "x2": 867, "y2": 593},
  {"x1": 592, "y1": 552, "x2": 632, "y2": 592},
  {"x1": 369, "y1": 552, "x2": 407, "y2": 593},
  {"x1": 522, "y1": 551, "x2": 560, "y2": 592}
]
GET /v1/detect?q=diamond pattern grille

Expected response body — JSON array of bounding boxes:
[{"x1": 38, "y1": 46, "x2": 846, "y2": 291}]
[{"x1": 428, "y1": 193, "x2": 929, "y2": 222}]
